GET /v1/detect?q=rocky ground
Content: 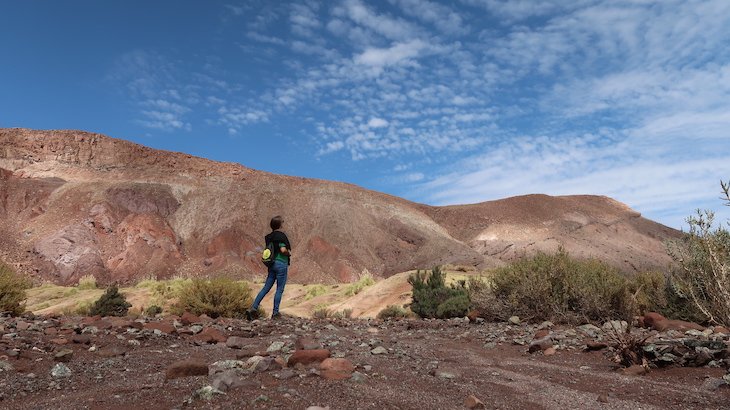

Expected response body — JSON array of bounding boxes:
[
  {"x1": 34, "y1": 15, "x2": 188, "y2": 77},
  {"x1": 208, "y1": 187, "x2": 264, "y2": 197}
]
[{"x1": 1, "y1": 312, "x2": 729, "y2": 410}]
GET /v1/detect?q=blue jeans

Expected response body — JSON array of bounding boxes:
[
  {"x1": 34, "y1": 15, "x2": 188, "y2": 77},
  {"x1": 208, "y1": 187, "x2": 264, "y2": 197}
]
[{"x1": 251, "y1": 260, "x2": 288, "y2": 315}]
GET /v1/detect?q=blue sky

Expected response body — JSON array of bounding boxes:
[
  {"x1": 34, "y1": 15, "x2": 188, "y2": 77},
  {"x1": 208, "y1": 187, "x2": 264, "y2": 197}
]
[{"x1": 2, "y1": 0, "x2": 729, "y2": 229}]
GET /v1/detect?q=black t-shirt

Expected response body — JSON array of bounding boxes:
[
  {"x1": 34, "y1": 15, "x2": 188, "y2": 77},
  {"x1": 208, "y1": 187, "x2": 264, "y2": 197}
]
[{"x1": 265, "y1": 230, "x2": 291, "y2": 264}]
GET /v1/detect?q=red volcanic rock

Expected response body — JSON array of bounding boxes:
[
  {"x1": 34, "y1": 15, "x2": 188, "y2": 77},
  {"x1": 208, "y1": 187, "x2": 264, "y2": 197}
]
[
  {"x1": 193, "y1": 327, "x2": 227, "y2": 344},
  {"x1": 165, "y1": 359, "x2": 208, "y2": 380},
  {"x1": 180, "y1": 312, "x2": 200, "y2": 326},
  {"x1": 642, "y1": 312, "x2": 666, "y2": 330},
  {"x1": 0, "y1": 128, "x2": 682, "y2": 285},
  {"x1": 288, "y1": 349, "x2": 331, "y2": 366},
  {"x1": 143, "y1": 322, "x2": 177, "y2": 335},
  {"x1": 319, "y1": 358, "x2": 355, "y2": 380}
]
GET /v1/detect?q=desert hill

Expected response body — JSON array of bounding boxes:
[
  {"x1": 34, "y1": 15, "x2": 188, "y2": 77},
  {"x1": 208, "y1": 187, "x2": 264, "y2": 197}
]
[{"x1": 0, "y1": 128, "x2": 680, "y2": 285}]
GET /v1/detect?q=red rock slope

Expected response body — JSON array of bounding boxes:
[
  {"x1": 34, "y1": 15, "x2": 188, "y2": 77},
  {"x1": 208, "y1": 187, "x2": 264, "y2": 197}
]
[{"x1": 0, "y1": 128, "x2": 679, "y2": 285}]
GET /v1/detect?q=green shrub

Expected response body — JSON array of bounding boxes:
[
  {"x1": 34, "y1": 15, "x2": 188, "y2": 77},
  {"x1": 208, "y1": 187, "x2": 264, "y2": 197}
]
[
  {"x1": 312, "y1": 306, "x2": 333, "y2": 319},
  {"x1": 145, "y1": 305, "x2": 163, "y2": 316},
  {"x1": 305, "y1": 284, "x2": 328, "y2": 300},
  {"x1": 0, "y1": 262, "x2": 31, "y2": 316},
  {"x1": 172, "y1": 278, "x2": 252, "y2": 319},
  {"x1": 74, "y1": 299, "x2": 94, "y2": 316},
  {"x1": 377, "y1": 305, "x2": 409, "y2": 320},
  {"x1": 332, "y1": 308, "x2": 353, "y2": 319},
  {"x1": 76, "y1": 275, "x2": 97, "y2": 290},
  {"x1": 436, "y1": 294, "x2": 471, "y2": 319},
  {"x1": 345, "y1": 274, "x2": 375, "y2": 296},
  {"x1": 408, "y1": 266, "x2": 470, "y2": 319},
  {"x1": 666, "y1": 183, "x2": 730, "y2": 326},
  {"x1": 89, "y1": 285, "x2": 132, "y2": 317},
  {"x1": 488, "y1": 249, "x2": 645, "y2": 323}
]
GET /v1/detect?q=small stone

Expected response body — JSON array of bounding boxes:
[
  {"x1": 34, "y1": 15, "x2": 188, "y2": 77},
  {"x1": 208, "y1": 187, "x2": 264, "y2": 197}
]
[
  {"x1": 370, "y1": 346, "x2": 388, "y2": 355},
  {"x1": 508, "y1": 316, "x2": 520, "y2": 325},
  {"x1": 72, "y1": 334, "x2": 91, "y2": 345},
  {"x1": 597, "y1": 394, "x2": 609, "y2": 403},
  {"x1": 275, "y1": 369, "x2": 297, "y2": 380},
  {"x1": 465, "y1": 394, "x2": 486, "y2": 409},
  {"x1": 165, "y1": 359, "x2": 208, "y2": 380},
  {"x1": 96, "y1": 346, "x2": 127, "y2": 358},
  {"x1": 295, "y1": 336, "x2": 322, "y2": 350},
  {"x1": 435, "y1": 370, "x2": 457, "y2": 379},
  {"x1": 226, "y1": 336, "x2": 248, "y2": 349},
  {"x1": 350, "y1": 371, "x2": 367, "y2": 383},
  {"x1": 54, "y1": 349, "x2": 74, "y2": 362},
  {"x1": 193, "y1": 327, "x2": 227, "y2": 344},
  {"x1": 189, "y1": 325, "x2": 204, "y2": 334},
  {"x1": 253, "y1": 395, "x2": 270, "y2": 403},
  {"x1": 544, "y1": 347, "x2": 557, "y2": 356},
  {"x1": 537, "y1": 321, "x2": 554, "y2": 330},
  {"x1": 528, "y1": 336, "x2": 554, "y2": 353},
  {"x1": 267, "y1": 341, "x2": 285, "y2": 353},
  {"x1": 181, "y1": 312, "x2": 200, "y2": 325},
  {"x1": 577, "y1": 324, "x2": 601, "y2": 337},
  {"x1": 585, "y1": 341, "x2": 609, "y2": 351},
  {"x1": 602, "y1": 320, "x2": 628, "y2": 333},
  {"x1": 50, "y1": 363, "x2": 71, "y2": 378},
  {"x1": 194, "y1": 385, "x2": 225, "y2": 401},
  {"x1": 0, "y1": 360, "x2": 14, "y2": 372}
]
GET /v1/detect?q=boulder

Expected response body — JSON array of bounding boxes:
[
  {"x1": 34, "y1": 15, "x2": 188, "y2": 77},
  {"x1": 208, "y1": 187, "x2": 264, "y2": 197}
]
[
  {"x1": 288, "y1": 349, "x2": 331, "y2": 366},
  {"x1": 319, "y1": 358, "x2": 354, "y2": 380}
]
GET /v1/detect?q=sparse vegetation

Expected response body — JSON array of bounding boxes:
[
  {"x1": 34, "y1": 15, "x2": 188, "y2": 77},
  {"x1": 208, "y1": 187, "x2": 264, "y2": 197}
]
[
  {"x1": 145, "y1": 305, "x2": 163, "y2": 316},
  {"x1": 305, "y1": 284, "x2": 328, "y2": 300},
  {"x1": 0, "y1": 261, "x2": 31, "y2": 316},
  {"x1": 76, "y1": 274, "x2": 97, "y2": 290},
  {"x1": 345, "y1": 274, "x2": 375, "y2": 296},
  {"x1": 332, "y1": 308, "x2": 353, "y2": 319},
  {"x1": 312, "y1": 305, "x2": 333, "y2": 319},
  {"x1": 171, "y1": 278, "x2": 252, "y2": 319},
  {"x1": 408, "y1": 266, "x2": 471, "y2": 319},
  {"x1": 471, "y1": 249, "x2": 667, "y2": 324},
  {"x1": 89, "y1": 285, "x2": 132, "y2": 317},
  {"x1": 377, "y1": 305, "x2": 409, "y2": 320},
  {"x1": 666, "y1": 180, "x2": 730, "y2": 326}
]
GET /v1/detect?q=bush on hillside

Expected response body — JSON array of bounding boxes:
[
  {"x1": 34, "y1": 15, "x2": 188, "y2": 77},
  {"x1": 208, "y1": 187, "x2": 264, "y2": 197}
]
[
  {"x1": 76, "y1": 274, "x2": 97, "y2": 290},
  {"x1": 0, "y1": 261, "x2": 31, "y2": 316},
  {"x1": 666, "y1": 181, "x2": 730, "y2": 326},
  {"x1": 172, "y1": 278, "x2": 252, "y2": 319},
  {"x1": 480, "y1": 249, "x2": 649, "y2": 323},
  {"x1": 145, "y1": 305, "x2": 163, "y2": 316},
  {"x1": 89, "y1": 285, "x2": 132, "y2": 317},
  {"x1": 377, "y1": 305, "x2": 410, "y2": 320},
  {"x1": 408, "y1": 266, "x2": 470, "y2": 319},
  {"x1": 345, "y1": 274, "x2": 375, "y2": 296}
]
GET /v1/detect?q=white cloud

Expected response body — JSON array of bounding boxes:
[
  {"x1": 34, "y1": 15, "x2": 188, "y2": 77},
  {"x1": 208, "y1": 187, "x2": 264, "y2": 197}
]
[
  {"x1": 367, "y1": 117, "x2": 389, "y2": 128},
  {"x1": 390, "y1": 0, "x2": 467, "y2": 34},
  {"x1": 338, "y1": 0, "x2": 421, "y2": 41},
  {"x1": 354, "y1": 40, "x2": 427, "y2": 67}
]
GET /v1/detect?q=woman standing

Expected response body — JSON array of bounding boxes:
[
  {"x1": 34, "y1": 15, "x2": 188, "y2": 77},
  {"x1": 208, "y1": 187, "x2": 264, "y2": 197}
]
[{"x1": 247, "y1": 215, "x2": 291, "y2": 320}]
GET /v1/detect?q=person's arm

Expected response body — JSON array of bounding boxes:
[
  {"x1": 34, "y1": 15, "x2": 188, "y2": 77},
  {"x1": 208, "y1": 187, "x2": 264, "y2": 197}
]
[{"x1": 279, "y1": 244, "x2": 290, "y2": 256}]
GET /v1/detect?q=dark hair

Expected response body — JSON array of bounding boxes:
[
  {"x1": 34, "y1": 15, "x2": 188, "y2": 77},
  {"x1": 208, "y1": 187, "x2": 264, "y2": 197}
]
[{"x1": 270, "y1": 215, "x2": 283, "y2": 231}]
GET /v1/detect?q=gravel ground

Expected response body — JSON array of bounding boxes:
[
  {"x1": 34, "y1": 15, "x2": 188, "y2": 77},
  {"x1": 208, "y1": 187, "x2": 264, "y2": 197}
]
[{"x1": 1, "y1": 313, "x2": 728, "y2": 409}]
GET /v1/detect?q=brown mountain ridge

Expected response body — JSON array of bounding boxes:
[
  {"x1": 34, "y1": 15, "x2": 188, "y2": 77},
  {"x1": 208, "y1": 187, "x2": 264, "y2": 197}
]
[{"x1": 0, "y1": 128, "x2": 680, "y2": 285}]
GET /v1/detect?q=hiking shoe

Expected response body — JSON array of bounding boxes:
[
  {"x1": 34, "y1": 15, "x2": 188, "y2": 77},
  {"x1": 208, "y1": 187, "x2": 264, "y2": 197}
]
[
  {"x1": 245, "y1": 309, "x2": 256, "y2": 321},
  {"x1": 271, "y1": 313, "x2": 282, "y2": 320}
]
